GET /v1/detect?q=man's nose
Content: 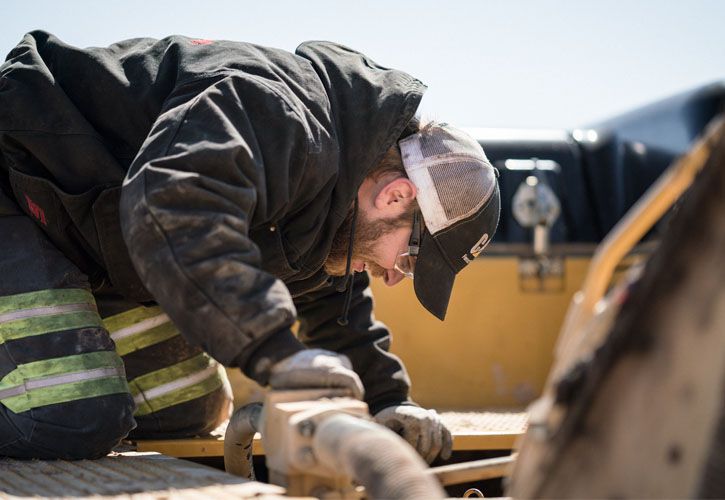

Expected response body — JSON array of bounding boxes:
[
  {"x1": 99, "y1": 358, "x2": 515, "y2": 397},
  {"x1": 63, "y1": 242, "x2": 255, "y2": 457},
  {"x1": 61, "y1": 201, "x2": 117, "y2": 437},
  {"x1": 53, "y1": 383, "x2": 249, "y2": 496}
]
[{"x1": 383, "y1": 269, "x2": 405, "y2": 287}]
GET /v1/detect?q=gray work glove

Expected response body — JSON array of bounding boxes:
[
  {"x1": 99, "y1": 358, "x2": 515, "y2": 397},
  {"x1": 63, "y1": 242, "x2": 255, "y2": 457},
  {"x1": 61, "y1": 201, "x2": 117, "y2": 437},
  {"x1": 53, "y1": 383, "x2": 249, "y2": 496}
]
[
  {"x1": 268, "y1": 348, "x2": 365, "y2": 400},
  {"x1": 374, "y1": 404, "x2": 453, "y2": 463}
]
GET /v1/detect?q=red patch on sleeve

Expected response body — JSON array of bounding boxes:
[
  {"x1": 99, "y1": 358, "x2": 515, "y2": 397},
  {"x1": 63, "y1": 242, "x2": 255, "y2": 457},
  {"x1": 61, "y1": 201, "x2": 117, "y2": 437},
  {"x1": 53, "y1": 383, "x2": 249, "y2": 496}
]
[{"x1": 24, "y1": 194, "x2": 47, "y2": 226}]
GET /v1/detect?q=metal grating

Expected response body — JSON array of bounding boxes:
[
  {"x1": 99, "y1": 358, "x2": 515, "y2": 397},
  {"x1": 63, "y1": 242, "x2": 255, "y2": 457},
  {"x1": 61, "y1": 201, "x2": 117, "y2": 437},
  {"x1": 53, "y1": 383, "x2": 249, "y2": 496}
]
[
  {"x1": 442, "y1": 410, "x2": 528, "y2": 451},
  {"x1": 441, "y1": 410, "x2": 529, "y2": 434},
  {"x1": 0, "y1": 452, "x2": 284, "y2": 498}
]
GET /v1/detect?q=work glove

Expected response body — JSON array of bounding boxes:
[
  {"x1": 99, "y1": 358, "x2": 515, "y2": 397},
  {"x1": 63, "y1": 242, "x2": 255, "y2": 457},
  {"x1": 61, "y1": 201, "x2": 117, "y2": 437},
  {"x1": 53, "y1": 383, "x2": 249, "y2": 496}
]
[
  {"x1": 268, "y1": 348, "x2": 365, "y2": 400},
  {"x1": 374, "y1": 404, "x2": 453, "y2": 464}
]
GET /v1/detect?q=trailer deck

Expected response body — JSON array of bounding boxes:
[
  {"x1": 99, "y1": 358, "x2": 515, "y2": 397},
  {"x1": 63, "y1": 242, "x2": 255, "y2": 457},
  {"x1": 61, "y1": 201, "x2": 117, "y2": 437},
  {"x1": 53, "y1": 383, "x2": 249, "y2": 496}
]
[
  {"x1": 134, "y1": 410, "x2": 528, "y2": 457},
  {"x1": 0, "y1": 451, "x2": 285, "y2": 499},
  {"x1": 0, "y1": 410, "x2": 526, "y2": 498}
]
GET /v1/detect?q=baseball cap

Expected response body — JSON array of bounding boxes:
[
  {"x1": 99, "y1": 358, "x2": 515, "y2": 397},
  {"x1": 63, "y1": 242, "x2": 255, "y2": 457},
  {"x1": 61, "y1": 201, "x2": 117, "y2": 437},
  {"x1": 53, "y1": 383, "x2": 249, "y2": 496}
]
[{"x1": 399, "y1": 123, "x2": 500, "y2": 320}]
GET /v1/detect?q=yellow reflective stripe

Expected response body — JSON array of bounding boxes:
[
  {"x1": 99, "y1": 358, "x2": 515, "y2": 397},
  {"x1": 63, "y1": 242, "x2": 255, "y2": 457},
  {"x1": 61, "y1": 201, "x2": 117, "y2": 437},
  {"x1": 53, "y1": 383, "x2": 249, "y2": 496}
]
[
  {"x1": 129, "y1": 354, "x2": 227, "y2": 416},
  {"x1": 0, "y1": 289, "x2": 95, "y2": 315},
  {"x1": 103, "y1": 306, "x2": 164, "y2": 333},
  {"x1": 0, "y1": 351, "x2": 129, "y2": 413},
  {"x1": 1, "y1": 377, "x2": 129, "y2": 414},
  {"x1": 0, "y1": 311, "x2": 102, "y2": 344},
  {"x1": 102, "y1": 307, "x2": 180, "y2": 356},
  {"x1": 110, "y1": 313, "x2": 170, "y2": 341},
  {"x1": 0, "y1": 303, "x2": 93, "y2": 324},
  {"x1": 113, "y1": 322, "x2": 179, "y2": 357},
  {"x1": 0, "y1": 290, "x2": 101, "y2": 344}
]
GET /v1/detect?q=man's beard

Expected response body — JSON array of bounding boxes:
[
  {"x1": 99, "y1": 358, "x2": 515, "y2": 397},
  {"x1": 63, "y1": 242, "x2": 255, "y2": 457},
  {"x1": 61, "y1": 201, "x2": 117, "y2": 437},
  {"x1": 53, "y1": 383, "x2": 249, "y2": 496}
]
[{"x1": 324, "y1": 202, "x2": 417, "y2": 278}]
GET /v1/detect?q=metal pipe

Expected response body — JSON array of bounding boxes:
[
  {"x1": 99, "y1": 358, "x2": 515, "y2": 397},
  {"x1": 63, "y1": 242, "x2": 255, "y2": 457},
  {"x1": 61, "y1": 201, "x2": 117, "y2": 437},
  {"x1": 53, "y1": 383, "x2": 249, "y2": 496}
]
[
  {"x1": 313, "y1": 413, "x2": 446, "y2": 499},
  {"x1": 428, "y1": 454, "x2": 516, "y2": 486},
  {"x1": 223, "y1": 402, "x2": 262, "y2": 479}
]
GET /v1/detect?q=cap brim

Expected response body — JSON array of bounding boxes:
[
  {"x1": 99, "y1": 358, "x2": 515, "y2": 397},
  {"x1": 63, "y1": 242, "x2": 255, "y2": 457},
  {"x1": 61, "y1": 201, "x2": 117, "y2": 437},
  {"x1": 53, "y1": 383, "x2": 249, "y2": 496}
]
[{"x1": 413, "y1": 229, "x2": 456, "y2": 321}]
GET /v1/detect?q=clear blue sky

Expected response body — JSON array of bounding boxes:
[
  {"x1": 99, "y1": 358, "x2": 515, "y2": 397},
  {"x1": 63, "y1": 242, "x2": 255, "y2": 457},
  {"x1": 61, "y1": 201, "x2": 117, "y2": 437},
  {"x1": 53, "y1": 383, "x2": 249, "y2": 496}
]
[{"x1": 3, "y1": 0, "x2": 724, "y2": 129}]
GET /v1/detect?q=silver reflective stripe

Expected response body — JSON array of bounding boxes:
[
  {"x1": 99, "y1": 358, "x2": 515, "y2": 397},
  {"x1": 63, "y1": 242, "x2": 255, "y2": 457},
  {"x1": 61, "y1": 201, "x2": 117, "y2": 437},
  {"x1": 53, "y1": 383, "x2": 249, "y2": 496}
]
[
  {"x1": 0, "y1": 366, "x2": 125, "y2": 401},
  {"x1": 109, "y1": 313, "x2": 170, "y2": 341},
  {"x1": 0, "y1": 385, "x2": 24, "y2": 399},
  {"x1": 133, "y1": 364, "x2": 219, "y2": 404},
  {"x1": 0, "y1": 303, "x2": 96, "y2": 324},
  {"x1": 26, "y1": 367, "x2": 123, "y2": 390}
]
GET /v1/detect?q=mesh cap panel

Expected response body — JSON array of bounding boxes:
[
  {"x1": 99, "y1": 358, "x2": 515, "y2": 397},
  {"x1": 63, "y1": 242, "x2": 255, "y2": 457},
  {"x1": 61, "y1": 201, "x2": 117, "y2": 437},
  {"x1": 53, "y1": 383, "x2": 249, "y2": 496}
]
[
  {"x1": 400, "y1": 123, "x2": 496, "y2": 234},
  {"x1": 428, "y1": 161, "x2": 490, "y2": 220}
]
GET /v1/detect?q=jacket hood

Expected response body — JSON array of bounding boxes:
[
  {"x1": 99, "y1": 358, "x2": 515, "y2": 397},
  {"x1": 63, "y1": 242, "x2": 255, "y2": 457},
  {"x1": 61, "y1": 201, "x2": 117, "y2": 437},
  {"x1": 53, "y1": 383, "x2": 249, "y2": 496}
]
[{"x1": 295, "y1": 41, "x2": 426, "y2": 217}]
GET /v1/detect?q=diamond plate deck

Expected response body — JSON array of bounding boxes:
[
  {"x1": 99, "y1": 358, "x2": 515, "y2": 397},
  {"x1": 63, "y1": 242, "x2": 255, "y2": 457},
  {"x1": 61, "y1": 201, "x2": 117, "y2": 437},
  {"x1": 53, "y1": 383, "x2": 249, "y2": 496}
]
[{"x1": 0, "y1": 452, "x2": 285, "y2": 498}]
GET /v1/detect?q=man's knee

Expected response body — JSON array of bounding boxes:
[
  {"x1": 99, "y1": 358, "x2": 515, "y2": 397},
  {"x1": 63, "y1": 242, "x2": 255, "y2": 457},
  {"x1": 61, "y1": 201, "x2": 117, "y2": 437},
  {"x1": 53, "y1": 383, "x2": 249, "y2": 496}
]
[
  {"x1": 0, "y1": 287, "x2": 135, "y2": 459},
  {"x1": 104, "y1": 307, "x2": 233, "y2": 439},
  {"x1": 131, "y1": 383, "x2": 232, "y2": 439},
  {"x1": 18, "y1": 393, "x2": 137, "y2": 460}
]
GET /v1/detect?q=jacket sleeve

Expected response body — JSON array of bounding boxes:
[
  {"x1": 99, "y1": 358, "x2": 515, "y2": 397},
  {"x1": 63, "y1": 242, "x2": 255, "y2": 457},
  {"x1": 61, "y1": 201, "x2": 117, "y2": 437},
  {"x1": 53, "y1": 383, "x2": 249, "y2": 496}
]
[
  {"x1": 294, "y1": 272, "x2": 412, "y2": 413},
  {"x1": 120, "y1": 74, "x2": 309, "y2": 385}
]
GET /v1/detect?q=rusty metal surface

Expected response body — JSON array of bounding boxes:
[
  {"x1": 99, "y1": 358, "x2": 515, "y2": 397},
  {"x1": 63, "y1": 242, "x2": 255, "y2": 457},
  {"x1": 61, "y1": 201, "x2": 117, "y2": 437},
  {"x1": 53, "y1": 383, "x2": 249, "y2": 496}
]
[{"x1": 0, "y1": 451, "x2": 285, "y2": 498}]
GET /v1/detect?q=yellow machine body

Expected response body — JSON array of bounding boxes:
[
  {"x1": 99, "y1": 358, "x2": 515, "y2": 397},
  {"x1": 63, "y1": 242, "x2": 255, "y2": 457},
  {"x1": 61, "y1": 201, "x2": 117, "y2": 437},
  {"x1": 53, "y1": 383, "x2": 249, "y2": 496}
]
[{"x1": 370, "y1": 253, "x2": 591, "y2": 410}]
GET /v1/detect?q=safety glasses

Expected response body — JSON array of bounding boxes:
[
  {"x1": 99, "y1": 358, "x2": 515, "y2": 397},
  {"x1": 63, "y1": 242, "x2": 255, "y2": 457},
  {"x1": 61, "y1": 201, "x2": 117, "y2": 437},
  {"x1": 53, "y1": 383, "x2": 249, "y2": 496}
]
[{"x1": 394, "y1": 210, "x2": 422, "y2": 279}]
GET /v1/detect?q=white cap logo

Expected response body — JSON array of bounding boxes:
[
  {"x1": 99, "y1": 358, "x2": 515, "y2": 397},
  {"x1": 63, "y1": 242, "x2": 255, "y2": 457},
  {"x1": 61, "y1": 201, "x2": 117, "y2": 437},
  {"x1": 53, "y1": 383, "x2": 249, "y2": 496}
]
[
  {"x1": 462, "y1": 233, "x2": 489, "y2": 264},
  {"x1": 470, "y1": 233, "x2": 490, "y2": 257}
]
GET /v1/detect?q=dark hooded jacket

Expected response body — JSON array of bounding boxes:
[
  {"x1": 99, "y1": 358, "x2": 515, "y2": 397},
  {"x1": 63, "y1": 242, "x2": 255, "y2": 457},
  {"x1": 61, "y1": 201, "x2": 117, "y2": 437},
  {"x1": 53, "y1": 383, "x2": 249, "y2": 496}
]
[{"x1": 0, "y1": 31, "x2": 425, "y2": 412}]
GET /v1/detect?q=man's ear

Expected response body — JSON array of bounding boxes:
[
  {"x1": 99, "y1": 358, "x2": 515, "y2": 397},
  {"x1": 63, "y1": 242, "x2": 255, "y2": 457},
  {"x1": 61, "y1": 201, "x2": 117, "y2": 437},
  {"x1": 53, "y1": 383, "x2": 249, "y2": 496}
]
[{"x1": 374, "y1": 177, "x2": 417, "y2": 213}]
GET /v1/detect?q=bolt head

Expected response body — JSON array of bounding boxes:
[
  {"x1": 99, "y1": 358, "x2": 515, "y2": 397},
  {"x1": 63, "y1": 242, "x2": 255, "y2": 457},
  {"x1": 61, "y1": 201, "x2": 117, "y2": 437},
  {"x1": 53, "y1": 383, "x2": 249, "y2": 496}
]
[{"x1": 297, "y1": 419, "x2": 316, "y2": 437}]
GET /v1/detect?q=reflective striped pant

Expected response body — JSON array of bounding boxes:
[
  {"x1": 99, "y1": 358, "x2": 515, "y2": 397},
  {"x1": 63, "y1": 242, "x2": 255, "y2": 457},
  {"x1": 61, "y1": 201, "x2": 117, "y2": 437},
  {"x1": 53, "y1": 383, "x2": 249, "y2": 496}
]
[{"x1": 0, "y1": 193, "x2": 232, "y2": 459}]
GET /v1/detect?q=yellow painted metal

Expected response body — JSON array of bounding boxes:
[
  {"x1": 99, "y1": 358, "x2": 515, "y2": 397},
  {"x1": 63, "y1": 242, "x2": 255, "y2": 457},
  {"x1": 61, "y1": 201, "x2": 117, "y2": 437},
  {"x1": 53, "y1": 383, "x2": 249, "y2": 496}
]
[
  {"x1": 136, "y1": 435, "x2": 262, "y2": 458},
  {"x1": 138, "y1": 243, "x2": 648, "y2": 460},
  {"x1": 135, "y1": 432, "x2": 522, "y2": 458},
  {"x1": 223, "y1": 251, "x2": 640, "y2": 410},
  {"x1": 429, "y1": 455, "x2": 516, "y2": 485},
  {"x1": 370, "y1": 255, "x2": 591, "y2": 409},
  {"x1": 454, "y1": 433, "x2": 519, "y2": 451},
  {"x1": 223, "y1": 247, "x2": 653, "y2": 412},
  {"x1": 213, "y1": 241, "x2": 652, "y2": 472}
]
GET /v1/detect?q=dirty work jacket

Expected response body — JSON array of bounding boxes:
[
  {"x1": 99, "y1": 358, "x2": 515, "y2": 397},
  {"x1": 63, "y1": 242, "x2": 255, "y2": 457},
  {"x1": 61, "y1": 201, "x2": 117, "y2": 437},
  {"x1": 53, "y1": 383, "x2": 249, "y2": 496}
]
[{"x1": 0, "y1": 31, "x2": 426, "y2": 413}]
